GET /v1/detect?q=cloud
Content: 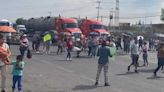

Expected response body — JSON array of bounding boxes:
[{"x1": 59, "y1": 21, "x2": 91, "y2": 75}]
[{"x1": 0, "y1": 0, "x2": 163, "y2": 24}]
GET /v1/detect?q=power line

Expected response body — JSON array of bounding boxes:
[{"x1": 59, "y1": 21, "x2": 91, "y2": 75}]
[{"x1": 102, "y1": 15, "x2": 160, "y2": 19}]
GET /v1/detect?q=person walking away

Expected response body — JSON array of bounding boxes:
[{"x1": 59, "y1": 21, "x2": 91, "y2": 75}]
[
  {"x1": 91, "y1": 38, "x2": 98, "y2": 57},
  {"x1": 138, "y1": 37, "x2": 143, "y2": 50},
  {"x1": 142, "y1": 42, "x2": 148, "y2": 66},
  {"x1": 57, "y1": 39, "x2": 63, "y2": 54},
  {"x1": 117, "y1": 37, "x2": 122, "y2": 50},
  {"x1": 154, "y1": 38, "x2": 160, "y2": 51},
  {"x1": 87, "y1": 38, "x2": 92, "y2": 56},
  {"x1": 10, "y1": 55, "x2": 25, "y2": 92},
  {"x1": 66, "y1": 38, "x2": 73, "y2": 61},
  {"x1": 0, "y1": 34, "x2": 11, "y2": 92},
  {"x1": 42, "y1": 32, "x2": 52, "y2": 54},
  {"x1": 95, "y1": 41, "x2": 112, "y2": 86},
  {"x1": 154, "y1": 42, "x2": 164, "y2": 77},
  {"x1": 32, "y1": 32, "x2": 41, "y2": 53},
  {"x1": 32, "y1": 33, "x2": 37, "y2": 51},
  {"x1": 127, "y1": 39, "x2": 139, "y2": 73},
  {"x1": 19, "y1": 34, "x2": 29, "y2": 58}
]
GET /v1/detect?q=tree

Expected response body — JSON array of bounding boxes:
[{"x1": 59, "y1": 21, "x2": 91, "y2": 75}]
[
  {"x1": 161, "y1": 8, "x2": 164, "y2": 22},
  {"x1": 16, "y1": 18, "x2": 27, "y2": 25}
]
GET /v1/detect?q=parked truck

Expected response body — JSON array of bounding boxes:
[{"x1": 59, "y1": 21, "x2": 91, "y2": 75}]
[
  {"x1": 25, "y1": 16, "x2": 82, "y2": 39},
  {"x1": 16, "y1": 25, "x2": 27, "y2": 33},
  {"x1": 79, "y1": 19, "x2": 109, "y2": 38},
  {"x1": 54, "y1": 17, "x2": 82, "y2": 39}
]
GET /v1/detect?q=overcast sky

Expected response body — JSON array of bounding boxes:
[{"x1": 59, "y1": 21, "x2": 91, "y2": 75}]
[{"x1": 0, "y1": 0, "x2": 164, "y2": 25}]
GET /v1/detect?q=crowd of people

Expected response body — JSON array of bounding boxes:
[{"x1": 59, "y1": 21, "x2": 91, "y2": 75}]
[{"x1": 0, "y1": 32, "x2": 164, "y2": 91}]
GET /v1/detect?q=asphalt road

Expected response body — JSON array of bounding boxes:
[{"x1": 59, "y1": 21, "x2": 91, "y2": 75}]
[{"x1": 2, "y1": 45, "x2": 164, "y2": 92}]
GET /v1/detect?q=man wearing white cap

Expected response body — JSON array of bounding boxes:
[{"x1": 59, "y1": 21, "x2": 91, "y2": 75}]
[{"x1": 19, "y1": 34, "x2": 29, "y2": 58}]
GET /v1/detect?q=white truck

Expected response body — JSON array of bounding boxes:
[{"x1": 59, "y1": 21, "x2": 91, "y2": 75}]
[{"x1": 16, "y1": 25, "x2": 27, "y2": 33}]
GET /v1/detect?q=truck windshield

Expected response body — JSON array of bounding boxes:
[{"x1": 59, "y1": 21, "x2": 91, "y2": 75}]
[
  {"x1": 0, "y1": 22, "x2": 10, "y2": 26},
  {"x1": 90, "y1": 24, "x2": 105, "y2": 29},
  {"x1": 63, "y1": 23, "x2": 78, "y2": 28}
]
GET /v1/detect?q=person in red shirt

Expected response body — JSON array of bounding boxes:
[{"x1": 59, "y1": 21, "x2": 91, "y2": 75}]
[{"x1": 66, "y1": 38, "x2": 73, "y2": 61}]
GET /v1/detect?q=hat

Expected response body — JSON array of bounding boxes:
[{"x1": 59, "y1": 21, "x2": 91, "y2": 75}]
[{"x1": 23, "y1": 34, "x2": 27, "y2": 37}]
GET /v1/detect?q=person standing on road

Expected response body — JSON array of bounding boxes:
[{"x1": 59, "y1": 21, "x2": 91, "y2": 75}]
[
  {"x1": 142, "y1": 42, "x2": 148, "y2": 66},
  {"x1": 127, "y1": 39, "x2": 139, "y2": 73},
  {"x1": 57, "y1": 39, "x2": 63, "y2": 55},
  {"x1": 0, "y1": 34, "x2": 11, "y2": 92},
  {"x1": 154, "y1": 42, "x2": 164, "y2": 77},
  {"x1": 19, "y1": 34, "x2": 29, "y2": 58},
  {"x1": 95, "y1": 41, "x2": 112, "y2": 86},
  {"x1": 11, "y1": 55, "x2": 25, "y2": 92},
  {"x1": 138, "y1": 37, "x2": 143, "y2": 50},
  {"x1": 66, "y1": 38, "x2": 73, "y2": 61}
]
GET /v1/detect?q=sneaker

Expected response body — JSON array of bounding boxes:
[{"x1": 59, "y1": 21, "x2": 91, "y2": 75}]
[
  {"x1": 69, "y1": 58, "x2": 72, "y2": 61},
  {"x1": 134, "y1": 70, "x2": 138, "y2": 73},
  {"x1": 36, "y1": 51, "x2": 40, "y2": 54},
  {"x1": 1, "y1": 90, "x2": 5, "y2": 92},
  {"x1": 66, "y1": 58, "x2": 69, "y2": 61},
  {"x1": 95, "y1": 82, "x2": 98, "y2": 86},
  {"x1": 127, "y1": 66, "x2": 130, "y2": 72},
  {"x1": 154, "y1": 72, "x2": 157, "y2": 77},
  {"x1": 104, "y1": 83, "x2": 110, "y2": 86},
  {"x1": 12, "y1": 88, "x2": 15, "y2": 92}
]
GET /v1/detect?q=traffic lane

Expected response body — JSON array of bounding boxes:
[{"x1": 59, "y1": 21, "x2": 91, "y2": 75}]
[
  {"x1": 23, "y1": 54, "x2": 122, "y2": 92},
  {"x1": 31, "y1": 52, "x2": 164, "y2": 92},
  {"x1": 9, "y1": 45, "x2": 164, "y2": 92}
]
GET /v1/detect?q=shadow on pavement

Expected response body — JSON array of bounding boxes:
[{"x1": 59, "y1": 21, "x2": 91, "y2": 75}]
[
  {"x1": 116, "y1": 72, "x2": 137, "y2": 76},
  {"x1": 72, "y1": 85, "x2": 97, "y2": 91},
  {"x1": 147, "y1": 76, "x2": 164, "y2": 79},
  {"x1": 138, "y1": 69, "x2": 155, "y2": 73}
]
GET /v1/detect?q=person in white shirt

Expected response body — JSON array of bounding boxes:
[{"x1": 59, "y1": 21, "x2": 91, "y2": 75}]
[
  {"x1": 127, "y1": 39, "x2": 139, "y2": 73},
  {"x1": 0, "y1": 34, "x2": 11, "y2": 92}
]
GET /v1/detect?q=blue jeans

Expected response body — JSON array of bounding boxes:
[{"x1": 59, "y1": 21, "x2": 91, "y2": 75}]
[
  {"x1": 12, "y1": 76, "x2": 22, "y2": 91},
  {"x1": 19, "y1": 46, "x2": 28, "y2": 58},
  {"x1": 91, "y1": 46, "x2": 97, "y2": 57},
  {"x1": 154, "y1": 57, "x2": 164, "y2": 74},
  {"x1": 67, "y1": 48, "x2": 72, "y2": 59}
]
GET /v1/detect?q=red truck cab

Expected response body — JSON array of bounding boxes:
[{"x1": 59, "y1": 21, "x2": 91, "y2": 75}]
[
  {"x1": 80, "y1": 19, "x2": 109, "y2": 38},
  {"x1": 55, "y1": 17, "x2": 82, "y2": 39}
]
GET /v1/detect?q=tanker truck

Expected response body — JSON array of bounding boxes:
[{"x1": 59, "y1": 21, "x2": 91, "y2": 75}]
[{"x1": 25, "y1": 16, "x2": 82, "y2": 39}]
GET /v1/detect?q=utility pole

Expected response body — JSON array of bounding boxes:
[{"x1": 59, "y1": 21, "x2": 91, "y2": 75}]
[
  {"x1": 109, "y1": 8, "x2": 114, "y2": 31},
  {"x1": 101, "y1": 16, "x2": 103, "y2": 22},
  {"x1": 96, "y1": 0, "x2": 101, "y2": 21},
  {"x1": 115, "y1": 0, "x2": 119, "y2": 27},
  {"x1": 109, "y1": 8, "x2": 114, "y2": 26}
]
